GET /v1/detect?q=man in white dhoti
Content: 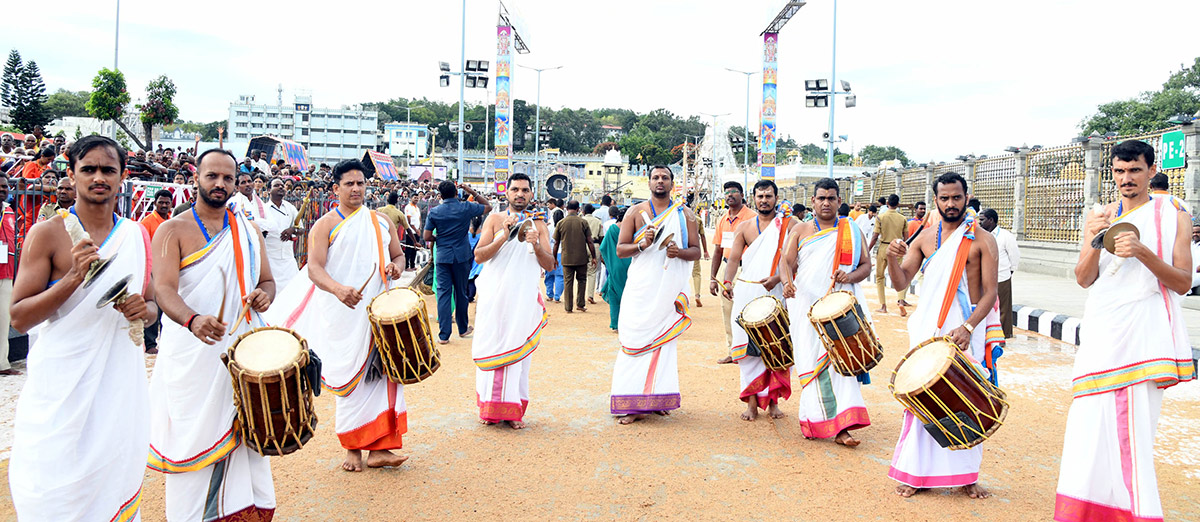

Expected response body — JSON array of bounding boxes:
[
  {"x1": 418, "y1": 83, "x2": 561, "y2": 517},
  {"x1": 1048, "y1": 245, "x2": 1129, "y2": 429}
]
[
  {"x1": 148, "y1": 149, "x2": 278, "y2": 520},
  {"x1": 471, "y1": 173, "x2": 556, "y2": 429},
  {"x1": 1053, "y1": 140, "x2": 1195, "y2": 522},
  {"x1": 779, "y1": 178, "x2": 873, "y2": 447},
  {"x1": 259, "y1": 178, "x2": 300, "y2": 289},
  {"x1": 610, "y1": 165, "x2": 701, "y2": 425},
  {"x1": 8, "y1": 136, "x2": 154, "y2": 521},
  {"x1": 268, "y1": 158, "x2": 408, "y2": 472},
  {"x1": 886, "y1": 172, "x2": 1000, "y2": 499},
  {"x1": 721, "y1": 179, "x2": 797, "y2": 421}
]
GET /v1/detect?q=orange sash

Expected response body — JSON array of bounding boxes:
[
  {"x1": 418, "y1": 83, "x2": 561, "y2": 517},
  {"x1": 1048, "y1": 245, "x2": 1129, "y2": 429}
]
[
  {"x1": 227, "y1": 209, "x2": 251, "y2": 325},
  {"x1": 935, "y1": 220, "x2": 974, "y2": 329}
]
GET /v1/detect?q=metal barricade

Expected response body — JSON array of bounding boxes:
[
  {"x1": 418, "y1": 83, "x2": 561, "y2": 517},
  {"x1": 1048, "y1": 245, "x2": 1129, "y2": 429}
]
[
  {"x1": 1023, "y1": 144, "x2": 1085, "y2": 243},
  {"x1": 971, "y1": 155, "x2": 1018, "y2": 229}
]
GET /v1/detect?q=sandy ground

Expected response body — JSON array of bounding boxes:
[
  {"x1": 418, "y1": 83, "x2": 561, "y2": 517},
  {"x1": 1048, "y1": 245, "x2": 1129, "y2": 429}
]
[{"x1": 0, "y1": 258, "x2": 1198, "y2": 521}]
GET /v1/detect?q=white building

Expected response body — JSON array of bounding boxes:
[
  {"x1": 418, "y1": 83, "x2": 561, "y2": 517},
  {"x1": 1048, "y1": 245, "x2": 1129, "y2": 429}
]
[
  {"x1": 227, "y1": 94, "x2": 379, "y2": 165},
  {"x1": 384, "y1": 122, "x2": 429, "y2": 160}
]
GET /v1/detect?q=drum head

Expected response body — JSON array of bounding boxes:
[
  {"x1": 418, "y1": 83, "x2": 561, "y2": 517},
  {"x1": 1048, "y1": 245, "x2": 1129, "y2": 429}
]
[
  {"x1": 370, "y1": 288, "x2": 422, "y2": 321},
  {"x1": 234, "y1": 329, "x2": 303, "y2": 373},
  {"x1": 741, "y1": 295, "x2": 779, "y2": 323},
  {"x1": 810, "y1": 291, "x2": 855, "y2": 321},
  {"x1": 892, "y1": 339, "x2": 956, "y2": 395}
]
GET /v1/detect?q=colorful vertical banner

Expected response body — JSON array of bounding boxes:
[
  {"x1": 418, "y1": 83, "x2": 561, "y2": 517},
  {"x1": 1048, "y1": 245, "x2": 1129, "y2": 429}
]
[
  {"x1": 494, "y1": 25, "x2": 514, "y2": 195},
  {"x1": 760, "y1": 32, "x2": 778, "y2": 180}
]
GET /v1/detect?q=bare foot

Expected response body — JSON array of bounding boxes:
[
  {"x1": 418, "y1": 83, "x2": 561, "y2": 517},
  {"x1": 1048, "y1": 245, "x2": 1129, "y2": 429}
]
[
  {"x1": 897, "y1": 304, "x2": 907, "y2": 317},
  {"x1": 895, "y1": 485, "x2": 925, "y2": 497},
  {"x1": 898, "y1": 300, "x2": 911, "y2": 307},
  {"x1": 460, "y1": 327, "x2": 474, "y2": 338},
  {"x1": 695, "y1": 297, "x2": 703, "y2": 308},
  {"x1": 835, "y1": 430, "x2": 860, "y2": 447},
  {"x1": 342, "y1": 450, "x2": 363, "y2": 472},
  {"x1": 366, "y1": 450, "x2": 409, "y2": 468},
  {"x1": 767, "y1": 403, "x2": 786, "y2": 419},
  {"x1": 873, "y1": 307, "x2": 887, "y2": 314},
  {"x1": 741, "y1": 402, "x2": 758, "y2": 421},
  {"x1": 961, "y1": 483, "x2": 990, "y2": 499},
  {"x1": 588, "y1": 297, "x2": 596, "y2": 304},
  {"x1": 716, "y1": 356, "x2": 734, "y2": 364},
  {"x1": 654, "y1": 410, "x2": 670, "y2": 416},
  {"x1": 479, "y1": 419, "x2": 496, "y2": 425},
  {"x1": 507, "y1": 420, "x2": 526, "y2": 429},
  {"x1": 618, "y1": 414, "x2": 648, "y2": 425},
  {"x1": 0, "y1": 368, "x2": 22, "y2": 375}
]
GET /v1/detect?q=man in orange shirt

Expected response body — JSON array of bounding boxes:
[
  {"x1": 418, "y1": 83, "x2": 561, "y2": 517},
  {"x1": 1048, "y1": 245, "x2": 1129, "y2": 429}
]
[
  {"x1": 139, "y1": 189, "x2": 173, "y2": 354},
  {"x1": 709, "y1": 181, "x2": 755, "y2": 364},
  {"x1": 18, "y1": 149, "x2": 56, "y2": 241}
]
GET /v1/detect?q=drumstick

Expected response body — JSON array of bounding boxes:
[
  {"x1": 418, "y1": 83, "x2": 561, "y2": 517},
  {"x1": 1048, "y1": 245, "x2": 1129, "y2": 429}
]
[
  {"x1": 358, "y1": 263, "x2": 379, "y2": 294},
  {"x1": 227, "y1": 297, "x2": 251, "y2": 335},
  {"x1": 825, "y1": 275, "x2": 838, "y2": 295},
  {"x1": 217, "y1": 268, "x2": 228, "y2": 324}
]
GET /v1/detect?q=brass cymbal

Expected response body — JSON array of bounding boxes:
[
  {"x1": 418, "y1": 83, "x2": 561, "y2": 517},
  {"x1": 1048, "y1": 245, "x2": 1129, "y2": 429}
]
[{"x1": 1102, "y1": 222, "x2": 1139, "y2": 254}]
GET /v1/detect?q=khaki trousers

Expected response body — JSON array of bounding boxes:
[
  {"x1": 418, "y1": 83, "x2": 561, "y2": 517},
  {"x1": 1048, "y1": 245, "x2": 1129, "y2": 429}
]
[
  {"x1": 875, "y1": 243, "x2": 907, "y2": 305},
  {"x1": 585, "y1": 261, "x2": 599, "y2": 299}
]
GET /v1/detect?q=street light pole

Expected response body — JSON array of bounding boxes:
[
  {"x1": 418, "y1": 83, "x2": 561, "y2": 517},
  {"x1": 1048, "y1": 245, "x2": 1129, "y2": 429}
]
[
  {"x1": 825, "y1": 0, "x2": 839, "y2": 177},
  {"x1": 457, "y1": 0, "x2": 466, "y2": 181},
  {"x1": 725, "y1": 68, "x2": 758, "y2": 191},
  {"x1": 517, "y1": 64, "x2": 562, "y2": 199},
  {"x1": 112, "y1": 0, "x2": 120, "y2": 140}
]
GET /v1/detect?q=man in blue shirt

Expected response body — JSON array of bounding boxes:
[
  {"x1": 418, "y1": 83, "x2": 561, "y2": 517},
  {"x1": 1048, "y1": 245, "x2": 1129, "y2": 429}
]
[{"x1": 424, "y1": 180, "x2": 492, "y2": 343}]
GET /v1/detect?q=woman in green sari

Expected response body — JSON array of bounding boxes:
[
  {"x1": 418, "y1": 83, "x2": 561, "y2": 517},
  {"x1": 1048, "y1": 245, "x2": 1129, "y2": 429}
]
[{"x1": 598, "y1": 207, "x2": 631, "y2": 331}]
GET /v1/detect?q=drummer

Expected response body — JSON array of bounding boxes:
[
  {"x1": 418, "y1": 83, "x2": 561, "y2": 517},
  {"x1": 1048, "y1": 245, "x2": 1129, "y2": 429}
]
[
  {"x1": 268, "y1": 159, "x2": 408, "y2": 472},
  {"x1": 148, "y1": 148, "x2": 278, "y2": 519},
  {"x1": 470, "y1": 173, "x2": 557, "y2": 429},
  {"x1": 779, "y1": 178, "x2": 874, "y2": 446},
  {"x1": 721, "y1": 180, "x2": 798, "y2": 421},
  {"x1": 885, "y1": 172, "x2": 1001, "y2": 499}
]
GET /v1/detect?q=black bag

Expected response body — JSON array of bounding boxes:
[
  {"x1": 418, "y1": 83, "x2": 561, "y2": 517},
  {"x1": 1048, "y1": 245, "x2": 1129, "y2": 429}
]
[{"x1": 304, "y1": 349, "x2": 323, "y2": 397}]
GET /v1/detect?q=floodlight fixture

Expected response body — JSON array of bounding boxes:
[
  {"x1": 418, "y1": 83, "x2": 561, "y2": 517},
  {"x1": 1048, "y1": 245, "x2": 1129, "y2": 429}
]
[
  {"x1": 478, "y1": 60, "x2": 490, "y2": 72},
  {"x1": 466, "y1": 60, "x2": 478, "y2": 72},
  {"x1": 439, "y1": 75, "x2": 450, "y2": 88},
  {"x1": 845, "y1": 94, "x2": 856, "y2": 108},
  {"x1": 440, "y1": 62, "x2": 451, "y2": 72},
  {"x1": 841, "y1": 80, "x2": 851, "y2": 92},
  {"x1": 475, "y1": 75, "x2": 489, "y2": 89},
  {"x1": 806, "y1": 95, "x2": 828, "y2": 108},
  {"x1": 1168, "y1": 113, "x2": 1195, "y2": 125},
  {"x1": 465, "y1": 75, "x2": 477, "y2": 88},
  {"x1": 762, "y1": 1, "x2": 807, "y2": 35}
]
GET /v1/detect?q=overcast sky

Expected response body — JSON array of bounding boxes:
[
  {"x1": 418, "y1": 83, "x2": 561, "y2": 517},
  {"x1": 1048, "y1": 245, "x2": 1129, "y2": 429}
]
[{"x1": 10, "y1": 0, "x2": 1200, "y2": 161}]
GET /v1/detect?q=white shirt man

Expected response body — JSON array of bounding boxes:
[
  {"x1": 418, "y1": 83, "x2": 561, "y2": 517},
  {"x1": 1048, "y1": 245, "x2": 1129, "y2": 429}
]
[
  {"x1": 252, "y1": 154, "x2": 272, "y2": 177},
  {"x1": 1190, "y1": 226, "x2": 1200, "y2": 293},
  {"x1": 855, "y1": 207, "x2": 877, "y2": 243},
  {"x1": 994, "y1": 225, "x2": 1020, "y2": 283},
  {"x1": 405, "y1": 199, "x2": 422, "y2": 230},
  {"x1": 261, "y1": 194, "x2": 299, "y2": 290}
]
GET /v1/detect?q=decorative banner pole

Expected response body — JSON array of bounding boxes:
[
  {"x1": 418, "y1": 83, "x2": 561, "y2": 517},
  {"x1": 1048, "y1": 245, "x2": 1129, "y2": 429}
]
[
  {"x1": 493, "y1": 25, "x2": 514, "y2": 195},
  {"x1": 760, "y1": 33, "x2": 778, "y2": 180}
]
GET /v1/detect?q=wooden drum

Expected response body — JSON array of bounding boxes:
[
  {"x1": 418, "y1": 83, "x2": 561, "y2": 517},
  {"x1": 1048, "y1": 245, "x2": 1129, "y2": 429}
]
[
  {"x1": 222, "y1": 326, "x2": 317, "y2": 456},
  {"x1": 737, "y1": 295, "x2": 794, "y2": 371},
  {"x1": 367, "y1": 287, "x2": 440, "y2": 384},
  {"x1": 889, "y1": 337, "x2": 1009, "y2": 450},
  {"x1": 808, "y1": 291, "x2": 883, "y2": 376}
]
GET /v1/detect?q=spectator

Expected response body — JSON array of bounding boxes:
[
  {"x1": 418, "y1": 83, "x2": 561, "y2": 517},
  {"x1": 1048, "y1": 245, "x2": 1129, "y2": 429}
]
[
  {"x1": 855, "y1": 204, "x2": 878, "y2": 241},
  {"x1": 979, "y1": 208, "x2": 1020, "y2": 338},
  {"x1": 599, "y1": 207, "x2": 631, "y2": 331},
  {"x1": 596, "y1": 195, "x2": 613, "y2": 228},
  {"x1": 838, "y1": 203, "x2": 850, "y2": 218},
  {"x1": 377, "y1": 191, "x2": 418, "y2": 271},
  {"x1": 0, "y1": 173, "x2": 17, "y2": 375},
  {"x1": 252, "y1": 150, "x2": 271, "y2": 176},
  {"x1": 0, "y1": 133, "x2": 14, "y2": 154},
  {"x1": 906, "y1": 201, "x2": 927, "y2": 240},
  {"x1": 37, "y1": 176, "x2": 73, "y2": 223},
  {"x1": 553, "y1": 201, "x2": 596, "y2": 313},
  {"x1": 423, "y1": 180, "x2": 491, "y2": 344},
  {"x1": 581, "y1": 203, "x2": 604, "y2": 305},
  {"x1": 546, "y1": 198, "x2": 564, "y2": 225},
  {"x1": 1191, "y1": 223, "x2": 1200, "y2": 295},
  {"x1": 139, "y1": 189, "x2": 174, "y2": 354}
]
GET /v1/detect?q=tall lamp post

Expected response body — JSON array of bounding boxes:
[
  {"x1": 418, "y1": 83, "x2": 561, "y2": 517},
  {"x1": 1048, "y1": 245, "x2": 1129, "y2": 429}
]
[
  {"x1": 803, "y1": 0, "x2": 856, "y2": 178},
  {"x1": 438, "y1": 59, "x2": 489, "y2": 180},
  {"x1": 516, "y1": 64, "x2": 563, "y2": 199},
  {"x1": 724, "y1": 67, "x2": 758, "y2": 191}
]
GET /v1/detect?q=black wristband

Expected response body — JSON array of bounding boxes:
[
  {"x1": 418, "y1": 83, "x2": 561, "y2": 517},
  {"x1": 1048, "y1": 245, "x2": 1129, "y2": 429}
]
[{"x1": 185, "y1": 314, "x2": 199, "y2": 330}]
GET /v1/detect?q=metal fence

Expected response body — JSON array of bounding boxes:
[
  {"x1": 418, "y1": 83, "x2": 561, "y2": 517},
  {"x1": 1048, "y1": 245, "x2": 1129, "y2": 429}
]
[
  {"x1": 971, "y1": 155, "x2": 1019, "y2": 229},
  {"x1": 1024, "y1": 144, "x2": 1085, "y2": 243}
]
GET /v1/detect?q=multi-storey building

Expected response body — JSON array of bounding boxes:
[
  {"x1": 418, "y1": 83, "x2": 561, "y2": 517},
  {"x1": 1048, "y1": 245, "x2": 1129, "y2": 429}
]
[
  {"x1": 227, "y1": 94, "x2": 378, "y2": 165},
  {"x1": 383, "y1": 122, "x2": 430, "y2": 160}
]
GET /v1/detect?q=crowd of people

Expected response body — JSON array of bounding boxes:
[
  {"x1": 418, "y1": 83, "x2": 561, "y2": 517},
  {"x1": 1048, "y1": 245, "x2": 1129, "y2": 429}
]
[{"x1": 0, "y1": 134, "x2": 1193, "y2": 522}]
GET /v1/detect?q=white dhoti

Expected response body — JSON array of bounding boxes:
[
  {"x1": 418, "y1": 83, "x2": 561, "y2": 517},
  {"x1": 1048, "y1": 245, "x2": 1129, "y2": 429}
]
[
  {"x1": 148, "y1": 209, "x2": 276, "y2": 520},
  {"x1": 268, "y1": 206, "x2": 407, "y2": 450},
  {"x1": 888, "y1": 216, "x2": 993, "y2": 488},
  {"x1": 9, "y1": 218, "x2": 150, "y2": 521},
  {"x1": 611, "y1": 201, "x2": 692, "y2": 415},
  {"x1": 472, "y1": 228, "x2": 547, "y2": 422},
  {"x1": 1054, "y1": 197, "x2": 1194, "y2": 521},
  {"x1": 787, "y1": 218, "x2": 872, "y2": 439},
  {"x1": 729, "y1": 215, "x2": 791, "y2": 409}
]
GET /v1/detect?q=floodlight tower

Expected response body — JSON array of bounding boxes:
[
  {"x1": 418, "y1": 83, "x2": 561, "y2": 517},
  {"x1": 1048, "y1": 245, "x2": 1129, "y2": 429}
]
[{"x1": 759, "y1": 1, "x2": 807, "y2": 180}]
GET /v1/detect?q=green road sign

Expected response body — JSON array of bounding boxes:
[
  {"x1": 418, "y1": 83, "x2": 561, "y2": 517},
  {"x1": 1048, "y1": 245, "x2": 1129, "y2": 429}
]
[{"x1": 1161, "y1": 130, "x2": 1186, "y2": 170}]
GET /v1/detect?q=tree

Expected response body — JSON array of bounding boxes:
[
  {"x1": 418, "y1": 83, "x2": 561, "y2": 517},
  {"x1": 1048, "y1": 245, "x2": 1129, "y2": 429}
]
[
  {"x1": 10, "y1": 60, "x2": 50, "y2": 132},
  {"x1": 136, "y1": 75, "x2": 179, "y2": 151},
  {"x1": 86, "y1": 68, "x2": 146, "y2": 150},
  {"x1": 1080, "y1": 57, "x2": 1200, "y2": 135},
  {"x1": 798, "y1": 143, "x2": 826, "y2": 164},
  {"x1": 593, "y1": 141, "x2": 619, "y2": 154},
  {"x1": 859, "y1": 144, "x2": 910, "y2": 168},
  {"x1": 1, "y1": 50, "x2": 20, "y2": 109},
  {"x1": 45, "y1": 89, "x2": 91, "y2": 119}
]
